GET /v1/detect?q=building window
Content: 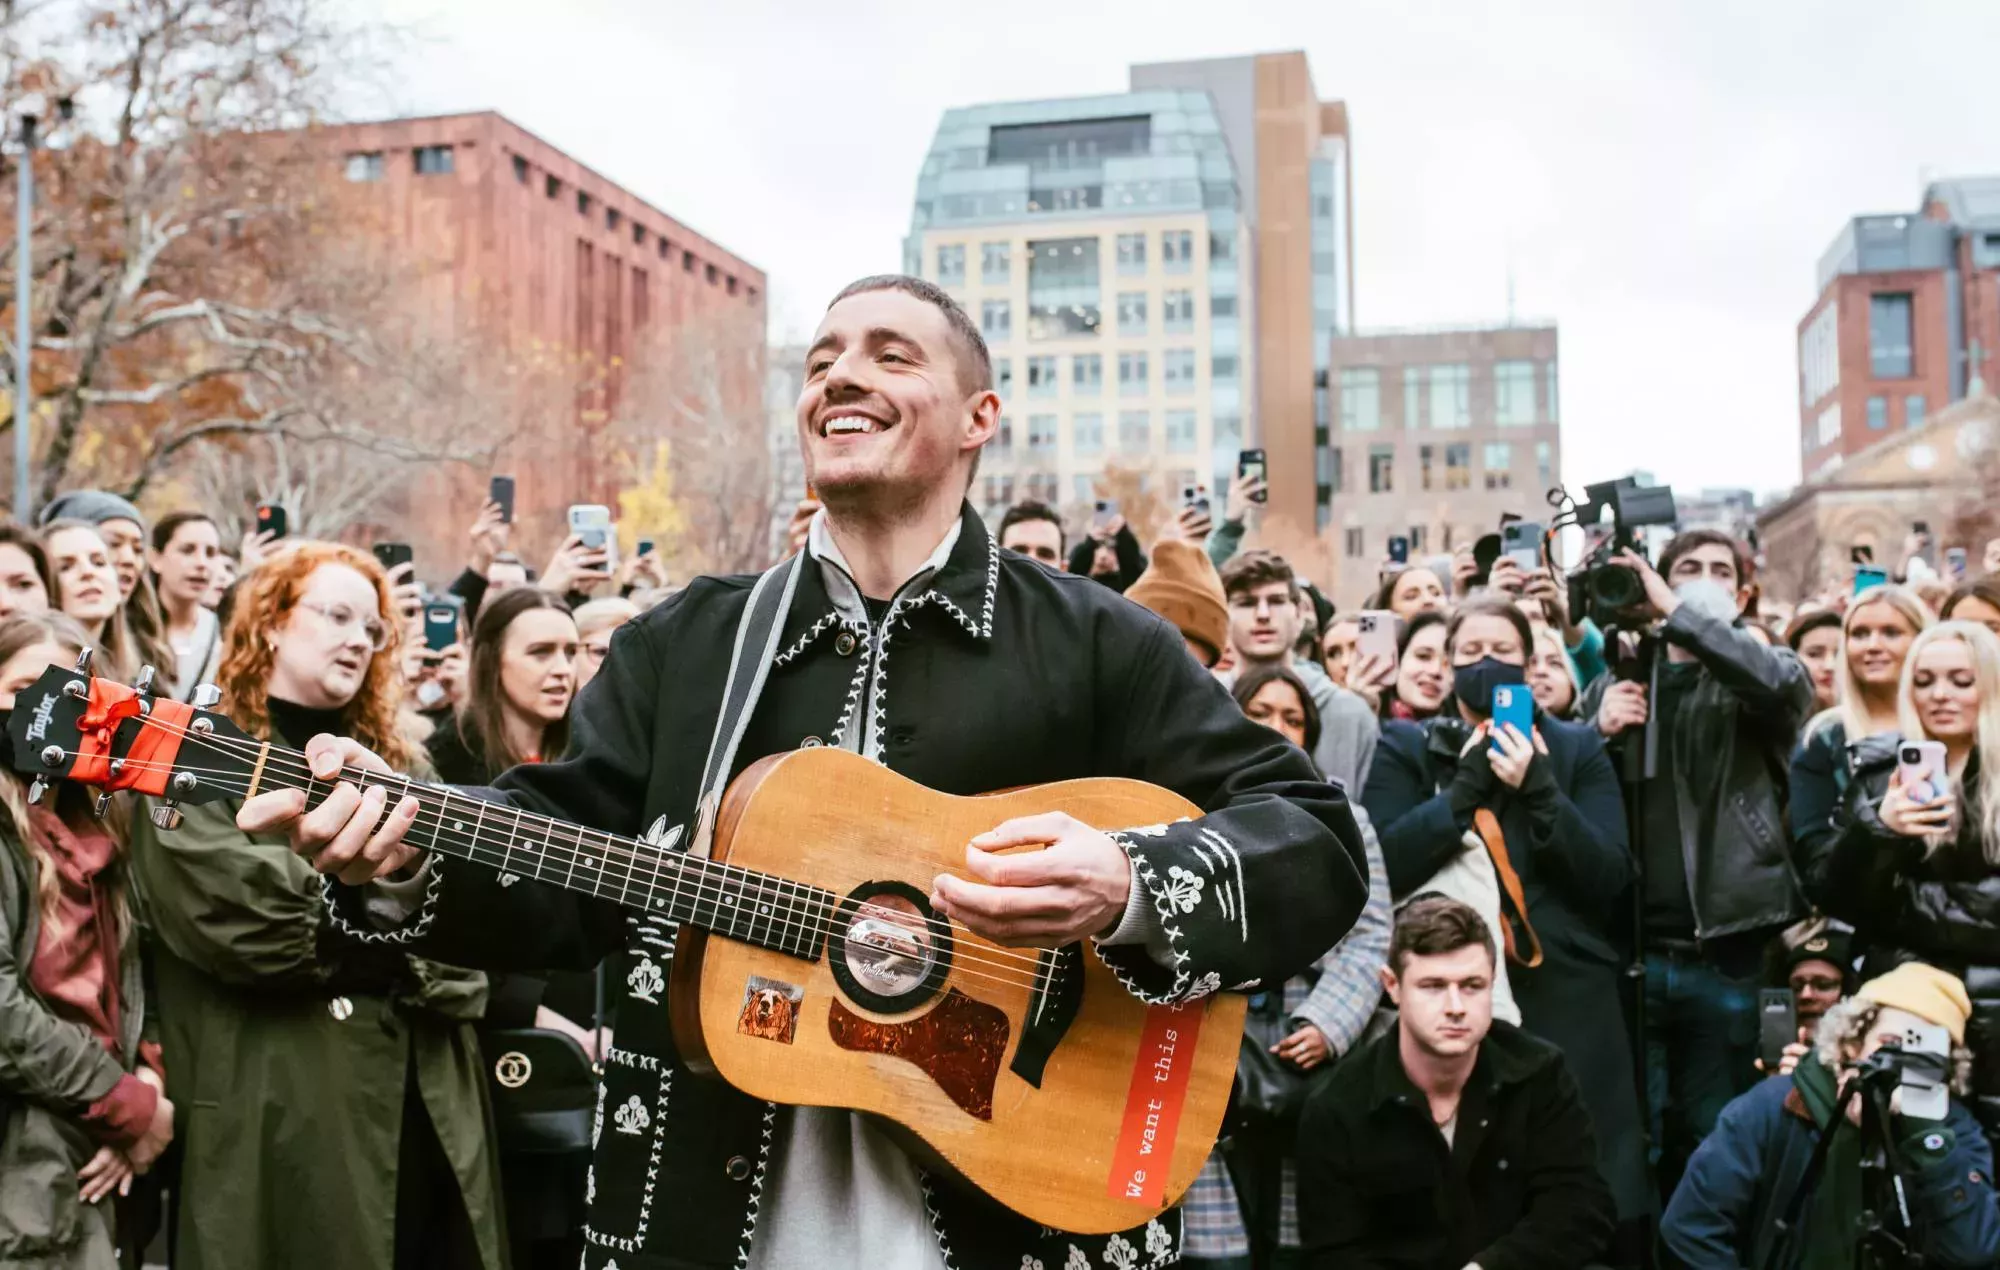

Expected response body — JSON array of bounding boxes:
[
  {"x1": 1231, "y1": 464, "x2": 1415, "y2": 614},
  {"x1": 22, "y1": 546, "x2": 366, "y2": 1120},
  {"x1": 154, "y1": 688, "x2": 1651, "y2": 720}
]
[
  {"x1": 1165, "y1": 409, "x2": 1197, "y2": 453},
  {"x1": 1404, "y1": 366, "x2": 1423, "y2": 430},
  {"x1": 725, "y1": 275, "x2": 738, "y2": 296},
  {"x1": 995, "y1": 359, "x2": 1013, "y2": 399},
  {"x1": 1866, "y1": 395, "x2": 1889, "y2": 430},
  {"x1": 1116, "y1": 233, "x2": 1147, "y2": 275},
  {"x1": 994, "y1": 417, "x2": 1013, "y2": 453},
  {"x1": 1816, "y1": 403, "x2": 1842, "y2": 446},
  {"x1": 683, "y1": 250, "x2": 696, "y2": 273},
  {"x1": 1339, "y1": 368, "x2": 1381, "y2": 432},
  {"x1": 1117, "y1": 291, "x2": 1148, "y2": 335},
  {"x1": 607, "y1": 207, "x2": 623, "y2": 231},
  {"x1": 1410, "y1": 525, "x2": 1429, "y2": 554},
  {"x1": 413, "y1": 145, "x2": 454, "y2": 176},
  {"x1": 1209, "y1": 231, "x2": 1235, "y2": 262},
  {"x1": 633, "y1": 223, "x2": 646, "y2": 247},
  {"x1": 1118, "y1": 352, "x2": 1149, "y2": 396},
  {"x1": 1545, "y1": 362, "x2": 1559, "y2": 422},
  {"x1": 1536, "y1": 441, "x2": 1554, "y2": 491},
  {"x1": 1213, "y1": 354, "x2": 1238, "y2": 381},
  {"x1": 1073, "y1": 353, "x2": 1102, "y2": 396},
  {"x1": 1163, "y1": 349, "x2": 1196, "y2": 395},
  {"x1": 545, "y1": 174, "x2": 562, "y2": 200},
  {"x1": 981, "y1": 242, "x2": 1010, "y2": 283},
  {"x1": 1327, "y1": 446, "x2": 1345, "y2": 492},
  {"x1": 981, "y1": 299, "x2": 1011, "y2": 342},
  {"x1": 658, "y1": 236, "x2": 671, "y2": 260},
  {"x1": 936, "y1": 243, "x2": 966, "y2": 286},
  {"x1": 344, "y1": 151, "x2": 384, "y2": 182},
  {"x1": 1211, "y1": 294, "x2": 1237, "y2": 319},
  {"x1": 1368, "y1": 445, "x2": 1394, "y2": 493},
  {"x1": 1428, "y1": 364, "x2": 1471, "y2": 430},
  {"x1": 705, "y1": 263, "x2": 718, "y2": 285},
  {"x1": 1074, "y1": 412, "x2": 1104, "y2": 457},
  {"x1": 577, "y1": 191, "x2": 593, "y2": 216},
  {"x1": 1483, "y1": 442, "x2": 1513, "y2": 490},
  {"x1": 1419, "y1": 444, "x2": 1435, "y2": 491},
  {"x1": 1027, "y1": 355, "x2": 1058, "y2": 396},
  {"x1": 1163, "y1": 289, "x2": 1195, "y2": 333},
  {"x1": 1027, "y1": 414, "x2": 1058, "y2": 456},
  {"x1": 1118, "y1": 410, "x2": 1150, "y2": 453},
  {"x1": 511, "y1": 154, "x2": 530, "y2": 184},
  {"x1": 1907, "y1": 394, "x2": 1927, "y2": 429},
  {"x1": 1215, "y1": 413, "x2": 1243, "y2": 450},
  {"x1": 1344, "y1": 527, "x2": 1365, "y2": 559},
  {"x1": 1445, "y1": 443, "x2": 1471, "y2": 490},
  {"x1": 1494, "y1": 360, "x2": 1537, "y2": 427},
  {"x1": 1162, "y1": 230, "x2": 1193, "y2": 272},
  {"x1": 1869, "y1": 293, "x2": 1914, "y2": 378},
  {"x1": 1027, "y1": 238, "x2": 1100, "y2": 338}
]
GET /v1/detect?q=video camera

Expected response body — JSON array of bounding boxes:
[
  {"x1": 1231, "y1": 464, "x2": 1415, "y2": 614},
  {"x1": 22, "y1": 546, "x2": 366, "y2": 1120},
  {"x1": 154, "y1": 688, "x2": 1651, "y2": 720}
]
[{"x1": 1561, "y1": 476, "x2": 1678, "y2": 631}]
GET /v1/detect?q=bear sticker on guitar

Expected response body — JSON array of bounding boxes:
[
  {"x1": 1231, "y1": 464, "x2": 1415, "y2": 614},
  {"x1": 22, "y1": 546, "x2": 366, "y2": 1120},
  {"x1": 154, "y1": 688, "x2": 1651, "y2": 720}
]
[{"x1": 737, "y1": 976, "x2": 803, "y2": 1045}]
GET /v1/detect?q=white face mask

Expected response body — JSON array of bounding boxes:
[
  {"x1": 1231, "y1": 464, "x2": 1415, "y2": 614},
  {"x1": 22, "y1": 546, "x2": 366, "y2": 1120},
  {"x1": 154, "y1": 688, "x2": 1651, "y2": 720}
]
[
  {"x1": 1674, "y1": 577, "x2": 1740, "y2": 624},
  {"x1": 414, "y1": 678, "x2": 447, "y2": 708}
]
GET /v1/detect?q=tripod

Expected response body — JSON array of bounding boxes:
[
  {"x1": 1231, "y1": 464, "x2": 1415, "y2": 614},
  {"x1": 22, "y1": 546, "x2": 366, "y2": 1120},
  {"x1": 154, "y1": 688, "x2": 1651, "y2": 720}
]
[
  {"x1": 1763, "y1": 1057, "x2": 1928, "y2": 1270},
  {"x1": 1610, "y1": 631, "x2": 1661, "y2": 1155}
]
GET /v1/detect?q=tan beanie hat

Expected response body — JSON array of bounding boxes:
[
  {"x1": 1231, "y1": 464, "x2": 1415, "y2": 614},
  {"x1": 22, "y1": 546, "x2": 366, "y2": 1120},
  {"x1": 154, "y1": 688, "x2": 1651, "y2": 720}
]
[
  {"x1": 1126, "y1": 539, "x2": 1230, "y2": 666},
  {"x1": 1857, "y1": 962, "x2": 1972, "y2": 1046}
]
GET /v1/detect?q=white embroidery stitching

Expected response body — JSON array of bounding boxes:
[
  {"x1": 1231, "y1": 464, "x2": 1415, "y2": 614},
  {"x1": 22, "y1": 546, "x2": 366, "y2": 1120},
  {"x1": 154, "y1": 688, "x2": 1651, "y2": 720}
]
[
  {"x1": 829, "y1": 632, "x2": 874, "y2": 748},
  {"x1": 1094, "y1": 838, "x2": 1192, "y2": 1005},
  {"x1": 731, "y1": 1104, "x2": 779, "y2": 1269},
  {"x1": 318, "y1": 857, "x2": 443, "y2": 946},
  {"x1": 1144, "y1": 1216, "x2": 1174, "y2": 1263},
  {"x1": 1198, "y1": 827, "x2": 1250, "y2": 943},
  {"x1": 772, "y1": 612, "x2": 845, "y2": 667},
  {"x1": 625, "y1": 953, "x2": 664, "y2": 1004},
  {"x1": 1160, "y1": 864, "x2": 1206, "y2": 914},
  {"x1": 1102, "y1": 1233, "x2": 1139, "y2": 1269},
  {"x1": 918, "y1": 1171, "x2": 963, "y2": 1270}
]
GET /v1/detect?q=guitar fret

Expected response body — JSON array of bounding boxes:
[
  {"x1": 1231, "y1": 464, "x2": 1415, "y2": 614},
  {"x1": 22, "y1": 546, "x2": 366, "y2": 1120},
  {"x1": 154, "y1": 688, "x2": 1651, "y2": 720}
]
[{"x1": 497, "y1": 801, "x2": 519, "y2": 877}]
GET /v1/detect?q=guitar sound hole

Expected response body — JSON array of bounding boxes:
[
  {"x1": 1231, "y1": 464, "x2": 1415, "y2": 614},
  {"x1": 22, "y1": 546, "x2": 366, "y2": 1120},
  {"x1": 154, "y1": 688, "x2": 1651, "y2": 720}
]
[{"x1": 829, "y1": 882, "x2": 953, "y2": 1013}]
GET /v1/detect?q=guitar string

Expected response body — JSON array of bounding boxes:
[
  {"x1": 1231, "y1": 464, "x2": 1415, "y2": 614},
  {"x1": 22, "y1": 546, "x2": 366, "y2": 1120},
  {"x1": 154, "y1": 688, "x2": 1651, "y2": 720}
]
[
  {"x1": 46, "y1": 728, "x2": 1076, "y2": 992},
  {"x1": 91, "y1": 716, "x2": 1082, "y2": 979}
]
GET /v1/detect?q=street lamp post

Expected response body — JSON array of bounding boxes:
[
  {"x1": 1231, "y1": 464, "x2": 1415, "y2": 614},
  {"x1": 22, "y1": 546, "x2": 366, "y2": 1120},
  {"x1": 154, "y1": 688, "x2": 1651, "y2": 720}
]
[{"x1": 13, "y1": 113, "x2": 35, "y2": 520}]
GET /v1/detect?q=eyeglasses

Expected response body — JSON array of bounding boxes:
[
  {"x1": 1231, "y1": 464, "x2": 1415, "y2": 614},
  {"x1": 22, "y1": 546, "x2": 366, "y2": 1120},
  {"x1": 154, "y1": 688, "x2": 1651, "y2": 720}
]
[
  {"x1": 297, "y1": 601, "x2": 390, "y2": 652},
  {"x1": 1791, "y1": 976, "x2": 1843, "y2": 995}
]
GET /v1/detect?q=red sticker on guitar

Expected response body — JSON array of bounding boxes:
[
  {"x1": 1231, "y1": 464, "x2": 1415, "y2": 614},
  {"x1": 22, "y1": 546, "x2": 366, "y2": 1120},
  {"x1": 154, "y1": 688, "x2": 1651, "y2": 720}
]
[{"x1": 1106, "y1": 999, "x2": 1205, "y2": 1206}]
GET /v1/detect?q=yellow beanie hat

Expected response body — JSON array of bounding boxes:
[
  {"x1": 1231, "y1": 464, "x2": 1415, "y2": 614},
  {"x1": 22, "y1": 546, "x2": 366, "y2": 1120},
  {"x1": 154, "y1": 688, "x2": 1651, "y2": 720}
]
[{"x1": 1857, "y1": 962, "x2": 1972, "y2": 1046}]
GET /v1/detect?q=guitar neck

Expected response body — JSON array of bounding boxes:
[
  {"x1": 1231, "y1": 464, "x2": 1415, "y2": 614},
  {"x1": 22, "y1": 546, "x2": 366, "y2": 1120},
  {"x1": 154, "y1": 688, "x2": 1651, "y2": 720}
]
[{"x1": 231, "y1": 738, "x2": 832, "y2": 960}]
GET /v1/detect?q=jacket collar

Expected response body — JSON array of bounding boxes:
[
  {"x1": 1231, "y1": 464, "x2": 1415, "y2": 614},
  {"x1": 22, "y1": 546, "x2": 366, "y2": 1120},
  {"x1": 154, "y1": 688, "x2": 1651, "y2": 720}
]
[
  {"x1": 772, "y1": 502, "x2": 999, "y2": 666},
  {"x1": 1366, "y1": 1019, "x2": 1551, "y2": 1114}
]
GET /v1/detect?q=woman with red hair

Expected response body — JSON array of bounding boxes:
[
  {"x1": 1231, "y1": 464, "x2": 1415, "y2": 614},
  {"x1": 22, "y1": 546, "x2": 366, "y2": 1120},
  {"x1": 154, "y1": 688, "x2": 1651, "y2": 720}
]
[{"x1": 128, "y1": 542, "x2": 504, "y2": 1270}]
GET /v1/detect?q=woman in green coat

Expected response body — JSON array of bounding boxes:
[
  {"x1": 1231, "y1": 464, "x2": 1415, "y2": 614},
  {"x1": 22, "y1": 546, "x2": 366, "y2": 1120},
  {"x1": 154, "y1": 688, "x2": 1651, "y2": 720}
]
[{"x1": 128, "y1": 541, "x2": 505, "y2": 1270}]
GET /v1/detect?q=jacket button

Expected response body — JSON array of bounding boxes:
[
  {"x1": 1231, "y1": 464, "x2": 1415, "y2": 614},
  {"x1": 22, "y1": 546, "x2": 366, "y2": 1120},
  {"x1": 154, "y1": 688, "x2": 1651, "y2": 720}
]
[
  {"x1": 835, "y1": 632, "x2": 857, "y2": 656},
  {"x1": 1496, "y1": 1158, "x2": 1509, "y2": 1170},
  {"x1": 890, "y1": 726, "x2": 915, "y2": 746},
  {"x1": 725, "y1": 1155, "x2": 753, "y2": 1181},
  {"x1": 328, "y1": 996, "x2": 353, "y2": 1021},
  {"x1": 800, "y1": 736, "x2": 823, "y2": 748}
]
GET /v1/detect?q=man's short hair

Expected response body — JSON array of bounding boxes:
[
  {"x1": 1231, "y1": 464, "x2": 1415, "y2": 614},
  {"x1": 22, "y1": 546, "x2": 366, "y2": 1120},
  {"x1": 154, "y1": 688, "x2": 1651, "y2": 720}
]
[
  {"x1": 1658, "y1": 529, "x2": 1754, "y2": 589},
  {"x1": 997, "y1": 500, "x2": 1065, "y2": 555},
  {"x1": 1218, "y1": 549, "x2": 1299, "y2": 604},
  {"x1": 828, "y1": 274, "x2": 993, "y2": 396},
  {"x1": 1390, "y1": 895, "x2": 1495, "y2": 974}
]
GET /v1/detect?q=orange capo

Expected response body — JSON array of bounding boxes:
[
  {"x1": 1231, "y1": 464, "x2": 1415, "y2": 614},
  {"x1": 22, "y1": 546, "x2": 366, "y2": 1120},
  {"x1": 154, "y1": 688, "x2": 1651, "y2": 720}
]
[{"x1": 71, "y1": 679, "x2": 196, "y2": 796}]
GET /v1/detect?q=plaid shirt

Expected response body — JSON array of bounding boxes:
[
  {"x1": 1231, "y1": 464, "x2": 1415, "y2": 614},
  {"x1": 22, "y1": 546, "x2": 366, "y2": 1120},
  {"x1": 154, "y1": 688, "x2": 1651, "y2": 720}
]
[{"x1": 1182, "y1": 808, "x2": 1393, "y2": 1256}]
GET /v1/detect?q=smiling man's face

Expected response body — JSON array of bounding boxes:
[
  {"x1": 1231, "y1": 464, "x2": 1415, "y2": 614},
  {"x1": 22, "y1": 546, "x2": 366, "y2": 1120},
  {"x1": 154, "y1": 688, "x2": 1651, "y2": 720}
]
[{"x1": 797, "y1": 286, "x2": 995, "y2": 513}]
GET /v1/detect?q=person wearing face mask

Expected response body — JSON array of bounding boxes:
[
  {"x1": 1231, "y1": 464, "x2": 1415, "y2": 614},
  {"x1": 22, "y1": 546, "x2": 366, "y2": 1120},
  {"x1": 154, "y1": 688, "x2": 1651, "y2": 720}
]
[
  {"x1": 1369, "y1": 565, "x2": 1448, "y2": 623},
  {"x1": 1812, "y1": 621, "x2": 2000, "y2": 1147},
  {"x1": 147, "y1": 510, "x2": 225, "y2": 700},
  {"x1": 1363, "y1": 597, "x2": 1649, "y2": 1253},
  {"x1": 124, "y1": 542, "x2": 503, "y2": 1270},
  {"x1": 1790, "y1": 586, "x2": 1933, "y2": 891},
  {"x1": 1576, "y1": 530, "x2": 1815, "y2": 1198},
  {"x1": 0, "y1": 522, "x2": 53, "y2": 620},
  {"x1": 0, "y1": 612, "x2": 176, "y2": 1268},
  {"x1": 41, "y1": 521, "x2": 167, "y2": 683},
  {"x1": 1384, "y1": 610, "x2": 1453, "y2": 721}
]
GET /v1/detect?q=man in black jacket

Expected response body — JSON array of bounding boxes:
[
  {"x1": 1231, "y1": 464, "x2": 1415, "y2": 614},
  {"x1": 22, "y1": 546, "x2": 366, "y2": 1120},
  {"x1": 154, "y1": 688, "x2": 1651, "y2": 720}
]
[
  {"x1": 242, "y1": 274, "x2": 1369, "y2": 1270},
  {"x1": 1296, "y1": 896, "x2": 1614, "y2": 1270},
  {"x1": 1580, "y1": 531, "x2": 1813, "y2": 1192}
]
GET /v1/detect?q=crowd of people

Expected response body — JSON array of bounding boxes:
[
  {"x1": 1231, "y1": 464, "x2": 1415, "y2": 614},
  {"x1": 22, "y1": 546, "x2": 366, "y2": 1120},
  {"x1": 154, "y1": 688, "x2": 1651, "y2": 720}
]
[{"x1": 6, "y1": 271, "x2": 2000, "y2": 1270}]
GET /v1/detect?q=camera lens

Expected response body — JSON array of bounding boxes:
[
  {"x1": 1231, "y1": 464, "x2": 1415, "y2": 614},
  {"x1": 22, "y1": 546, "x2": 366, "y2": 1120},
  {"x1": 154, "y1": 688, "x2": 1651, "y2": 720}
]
[{"x1": 1902, "y1": 746, "x2": 1921, "y2": 764}]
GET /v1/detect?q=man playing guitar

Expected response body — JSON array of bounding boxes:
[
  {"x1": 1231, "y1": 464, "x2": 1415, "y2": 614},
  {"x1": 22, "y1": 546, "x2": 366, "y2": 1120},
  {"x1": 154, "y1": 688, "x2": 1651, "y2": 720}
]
[{"x1": 242, "y1": 275, "x2": 1367, "y2": 1270}]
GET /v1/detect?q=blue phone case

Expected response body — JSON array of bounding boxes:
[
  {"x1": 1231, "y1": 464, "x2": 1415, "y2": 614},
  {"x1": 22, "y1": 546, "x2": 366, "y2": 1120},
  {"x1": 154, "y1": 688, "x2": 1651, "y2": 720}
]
[{"x1": 1491, "y1": 684, "x2": 1533, "y2": 749}]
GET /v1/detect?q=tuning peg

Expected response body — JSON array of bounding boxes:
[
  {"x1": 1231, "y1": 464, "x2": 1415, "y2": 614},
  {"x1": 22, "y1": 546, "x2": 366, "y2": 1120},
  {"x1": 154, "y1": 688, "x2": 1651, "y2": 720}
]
[
  {"x1": 133, "y1": 665, "x2": 157, "y2": 695},
  {"x1": 73, "y1": 647, "x2": 92, "y2": 674},
  {"x1": 149, "y1": 802, "x2": 183, "y2": 831},
  {"x1": 91, "y1": 791, "x2": 111, "y2": 818},
  {"x1": 26, "y1": 777, "x2": 48, "y2": 805},
  {"x1": 191, "y1": 683, "x2": 222, "y2": 709}
]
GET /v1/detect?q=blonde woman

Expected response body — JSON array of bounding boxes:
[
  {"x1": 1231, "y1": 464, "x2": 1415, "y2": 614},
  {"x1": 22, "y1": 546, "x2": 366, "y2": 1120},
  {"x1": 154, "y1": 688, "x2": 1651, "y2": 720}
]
[
  {"x1": 0, "y1": 613, "x2": 173, "y2": 1267},
  {"x1": 40, "y1": 520, "x2": 171, "y2": 683},
  {"x1": 1789, "y1": 585, "x2": 1933, "y2": 870},
  {"x1": 1810, "y1": 621, "x2": 2000, "y2": 1143}
]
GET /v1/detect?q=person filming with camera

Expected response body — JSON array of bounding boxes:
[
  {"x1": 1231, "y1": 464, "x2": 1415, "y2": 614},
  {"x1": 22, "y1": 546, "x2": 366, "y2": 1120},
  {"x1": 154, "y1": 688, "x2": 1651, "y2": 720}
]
[
  {"x1": 1662, "y1": 963, "x2": 2000, "y2": 1269},
  {"x1": 1580, "y1": 530, "x2": 1816, "y2": 1191}
]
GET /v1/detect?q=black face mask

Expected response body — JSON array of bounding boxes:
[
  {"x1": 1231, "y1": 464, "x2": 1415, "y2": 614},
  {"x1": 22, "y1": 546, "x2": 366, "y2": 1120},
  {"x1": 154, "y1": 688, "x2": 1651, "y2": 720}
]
[{"x1": 1452, "y1": 656, "x2": 1527, "y2": 716}]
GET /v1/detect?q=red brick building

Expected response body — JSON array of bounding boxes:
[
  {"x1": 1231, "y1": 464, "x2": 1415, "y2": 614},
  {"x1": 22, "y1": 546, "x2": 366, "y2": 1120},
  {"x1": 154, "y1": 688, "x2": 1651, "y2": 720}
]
[
  {"x1": 1797, "y1": 177, "x2": 2000, "y2": 482},
  {"x1": 307, "y1": 112, "x2": 766, "y2": 565}
]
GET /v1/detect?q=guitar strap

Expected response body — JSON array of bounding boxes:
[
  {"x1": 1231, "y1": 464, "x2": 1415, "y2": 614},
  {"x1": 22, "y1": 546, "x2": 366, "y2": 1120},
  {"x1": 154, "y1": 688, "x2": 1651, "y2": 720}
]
[{"x1": 687, "y1": 549, "x2": 806, "y2": 860}]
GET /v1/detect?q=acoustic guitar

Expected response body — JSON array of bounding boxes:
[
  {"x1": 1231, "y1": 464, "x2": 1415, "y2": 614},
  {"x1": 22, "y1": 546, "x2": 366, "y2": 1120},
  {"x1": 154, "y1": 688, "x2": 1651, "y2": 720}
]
[{"x1": 7, "y1": 659, "x2": 1247, "y2": 1234}]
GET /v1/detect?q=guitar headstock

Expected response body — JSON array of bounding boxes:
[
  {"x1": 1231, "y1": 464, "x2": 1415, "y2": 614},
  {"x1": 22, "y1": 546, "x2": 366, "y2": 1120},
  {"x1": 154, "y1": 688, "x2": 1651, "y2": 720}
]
[{"x1": 6, "y1": 650, "x2": 258, "y2": 827}]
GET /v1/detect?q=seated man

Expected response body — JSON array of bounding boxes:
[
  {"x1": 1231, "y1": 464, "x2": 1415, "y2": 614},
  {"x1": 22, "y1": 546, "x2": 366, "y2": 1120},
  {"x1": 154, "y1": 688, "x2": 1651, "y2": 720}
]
[
  {"x1": 1296, "y1": 896, "x2": 1614, "y2": 1270},
  {"x1": 1662, "y1": 962, "x2": 2000, "y2": 1269}
]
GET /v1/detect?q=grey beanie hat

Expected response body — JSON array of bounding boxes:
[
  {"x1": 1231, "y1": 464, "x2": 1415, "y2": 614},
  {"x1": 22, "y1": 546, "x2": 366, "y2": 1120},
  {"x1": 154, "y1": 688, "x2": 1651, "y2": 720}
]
[{"x1": 37, "y1": 489, "x2": 146, "y2": 530}]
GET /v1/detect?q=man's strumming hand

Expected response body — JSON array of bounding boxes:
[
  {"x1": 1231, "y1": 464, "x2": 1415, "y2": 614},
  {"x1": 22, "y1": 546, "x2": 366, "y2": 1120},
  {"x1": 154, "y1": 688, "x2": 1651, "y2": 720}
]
[{"x1": 931, "y1": 812, "x2": 1133, "y2": 948}]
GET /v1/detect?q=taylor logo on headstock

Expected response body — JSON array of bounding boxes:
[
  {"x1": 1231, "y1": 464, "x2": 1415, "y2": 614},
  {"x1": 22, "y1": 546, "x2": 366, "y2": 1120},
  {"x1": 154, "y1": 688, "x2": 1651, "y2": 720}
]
[
  {"x1": 24, "y1": 692, "x2": 55, "y2": 744},
  {"x1": 626, "y1": 953, "x2": 665, "y2": 1004},
  {"x1": 612, "y1": 1094, "x2": 651, "y2": 1136}
]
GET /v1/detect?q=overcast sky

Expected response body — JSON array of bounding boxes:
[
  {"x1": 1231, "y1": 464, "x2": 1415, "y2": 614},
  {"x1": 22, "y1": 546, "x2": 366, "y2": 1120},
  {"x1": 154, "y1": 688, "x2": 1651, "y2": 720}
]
[{"x1": 365, "y1": 0, "x2": 2000, "y2": 498}]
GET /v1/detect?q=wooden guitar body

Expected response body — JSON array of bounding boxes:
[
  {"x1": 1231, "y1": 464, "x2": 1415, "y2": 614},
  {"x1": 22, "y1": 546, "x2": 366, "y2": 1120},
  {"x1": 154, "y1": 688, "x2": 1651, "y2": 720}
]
[{"x1": 668, "y1": 747, "x2": 1247, "y2": 1235}]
